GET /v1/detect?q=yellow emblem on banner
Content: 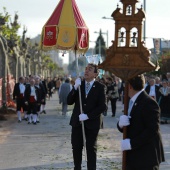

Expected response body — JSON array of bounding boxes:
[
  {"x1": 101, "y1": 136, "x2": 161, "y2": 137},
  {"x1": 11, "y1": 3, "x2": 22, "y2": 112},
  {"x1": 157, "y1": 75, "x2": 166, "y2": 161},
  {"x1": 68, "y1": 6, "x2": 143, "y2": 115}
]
[{"x1": 57, "y1": 27, "x2": 76, "y2": 48}]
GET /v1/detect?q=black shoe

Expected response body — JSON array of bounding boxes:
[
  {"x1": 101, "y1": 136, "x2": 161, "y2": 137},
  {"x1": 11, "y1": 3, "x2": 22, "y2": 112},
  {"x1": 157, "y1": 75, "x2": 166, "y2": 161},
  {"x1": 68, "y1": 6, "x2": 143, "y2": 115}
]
[
  {"x1": 18, "y1": 120, "x2": 21, "y2": 123},
  {"x1": 165, "y1": 120, "x2": 168, "y2": 124},
  {"x1": 160, "y1": 121, "x2": 165, "y2": 124},
  {"x1": 43, "y1": 110, "x2": 46, "y2": 114},
  {"x1": 33, "y1": 122, "x2": 37, "y2": 125},
  {"x1": 28, "y1": 122, "x2": 31, "y2": 124},
  {"x1": 36, "y1": 120, "x2": 40, "y2": 123},
  {"x1": 23, "y1": 117, "x2": 28, "y2": 121},
  {"x1": 112, "y1": 115, "x2": 115, "y2": 117}
]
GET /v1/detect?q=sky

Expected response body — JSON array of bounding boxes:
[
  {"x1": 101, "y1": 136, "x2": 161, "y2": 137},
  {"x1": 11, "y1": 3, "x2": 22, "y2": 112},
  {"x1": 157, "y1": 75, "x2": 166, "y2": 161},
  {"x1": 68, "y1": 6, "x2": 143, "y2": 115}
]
[{"x1": 1, "y1": 0, "x2": 170, "y2": 60}]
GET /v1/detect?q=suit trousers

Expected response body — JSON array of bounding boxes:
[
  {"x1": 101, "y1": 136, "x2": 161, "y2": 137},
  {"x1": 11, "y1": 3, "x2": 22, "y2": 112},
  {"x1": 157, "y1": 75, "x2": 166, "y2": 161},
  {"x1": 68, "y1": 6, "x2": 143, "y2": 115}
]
[
  {"x1": 126, "y1": 165, "x2": 159, "y2": 170},
  {"x1": 71, "y1": 125, "x2": 99, "y2": 170},
  {"x1": 107, "y1": 98, "x2": 117, "y2": 116},
  {"x1": 27, "y1": 102, "x2": 37, "y2": 115},
  {"x1": 16, "y1": 98, "x2": 26, "y2": 111}
]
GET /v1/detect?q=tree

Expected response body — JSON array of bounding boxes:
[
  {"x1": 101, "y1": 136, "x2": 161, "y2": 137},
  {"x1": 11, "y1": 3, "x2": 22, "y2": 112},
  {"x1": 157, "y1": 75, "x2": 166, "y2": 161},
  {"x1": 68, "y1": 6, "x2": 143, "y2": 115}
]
[
  {"x1": 94, "y1": 29, "x2": 106, "y2": 59},
  {"x1": 0, "y1": 8, "x2": 21, "y2": 45},
  {"x1": 0, "y1": 7, "x2": 21, "y2": 79}
]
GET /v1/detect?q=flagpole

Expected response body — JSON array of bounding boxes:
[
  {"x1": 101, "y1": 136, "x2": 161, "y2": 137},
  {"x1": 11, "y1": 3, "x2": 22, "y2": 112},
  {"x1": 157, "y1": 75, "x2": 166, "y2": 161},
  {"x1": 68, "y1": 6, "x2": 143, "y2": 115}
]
[
  {"x1": 75, "y1": 49, "x2": 87, "y2": 162},
  {"x1": 78, "y1": 86, "x2": 87, "y2": 161},
  {"x1": 122, "y1": 81, "x2": 129, "y2": 170}
]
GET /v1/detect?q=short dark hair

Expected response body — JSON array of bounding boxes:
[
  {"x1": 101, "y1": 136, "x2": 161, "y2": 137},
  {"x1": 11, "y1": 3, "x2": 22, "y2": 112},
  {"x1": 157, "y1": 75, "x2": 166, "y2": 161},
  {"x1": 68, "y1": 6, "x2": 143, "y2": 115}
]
[
  {"x1": 19, "y1": 76, "x2": 24, "y2": 81},
  {"x1": 88, "y1": 64, "x2": 99, "y2": 73},
  {"x1": 128, "y1": 74, "x2": 145, "y2": 91},
  {"x1": 65, "y1": 78, "x2": 70, "y2": 83}
]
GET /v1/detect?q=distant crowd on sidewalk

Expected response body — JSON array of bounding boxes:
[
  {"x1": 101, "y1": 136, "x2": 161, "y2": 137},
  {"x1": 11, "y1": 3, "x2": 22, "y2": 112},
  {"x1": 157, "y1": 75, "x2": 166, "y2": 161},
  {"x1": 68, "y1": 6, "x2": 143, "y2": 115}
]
[
  {"x1": 12, "y1": 75, "x2": 69, "y2": 124},
  {"x1": 95, "y1": 72, "x2": 170, "y2": 124},
  {"x1": 12, "y1": 71, "x2": 170, "y2": 125}
]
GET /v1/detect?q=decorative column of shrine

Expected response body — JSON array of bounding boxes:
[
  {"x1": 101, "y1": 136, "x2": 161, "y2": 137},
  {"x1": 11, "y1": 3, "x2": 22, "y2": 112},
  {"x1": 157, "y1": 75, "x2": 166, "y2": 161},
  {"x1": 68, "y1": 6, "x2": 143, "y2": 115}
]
[{"x1": 98, "y1": 0, "x2": 158, "y2": 169}]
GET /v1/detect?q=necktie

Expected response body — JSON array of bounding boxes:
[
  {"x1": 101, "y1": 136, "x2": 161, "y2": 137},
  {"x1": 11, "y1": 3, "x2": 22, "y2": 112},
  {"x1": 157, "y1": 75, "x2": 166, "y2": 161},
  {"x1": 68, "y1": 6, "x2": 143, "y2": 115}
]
[
  {"x1": 128, "y1": 99, "x2": 133, "y2": 115},
  {"x1": 86, "y1": 82, "x2": 90, "y2": 97}
]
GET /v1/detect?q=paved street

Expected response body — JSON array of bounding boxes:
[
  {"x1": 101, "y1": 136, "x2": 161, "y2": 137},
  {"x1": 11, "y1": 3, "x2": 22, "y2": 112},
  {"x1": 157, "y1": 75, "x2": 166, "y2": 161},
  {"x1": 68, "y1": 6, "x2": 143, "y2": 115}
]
[{"x1": 0, "y1": 92, "x2": 170, "y2": 170}]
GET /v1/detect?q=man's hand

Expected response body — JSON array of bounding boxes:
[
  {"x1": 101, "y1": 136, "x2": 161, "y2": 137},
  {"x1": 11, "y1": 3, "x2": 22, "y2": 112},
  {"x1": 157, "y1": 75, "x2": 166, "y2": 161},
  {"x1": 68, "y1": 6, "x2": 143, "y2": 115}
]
[
  {"x1": 121, "y1": 139, "x2": 131, "y2": 151},
  {"x1": 118, "y1": 115, "x2": 130, "y2": 128},
  {"x1": 74, "y1": 78, "x2": 81, "y2": 90},
  {"x1": 79, "y1": 113, "x2": 89, "y2": 121}
]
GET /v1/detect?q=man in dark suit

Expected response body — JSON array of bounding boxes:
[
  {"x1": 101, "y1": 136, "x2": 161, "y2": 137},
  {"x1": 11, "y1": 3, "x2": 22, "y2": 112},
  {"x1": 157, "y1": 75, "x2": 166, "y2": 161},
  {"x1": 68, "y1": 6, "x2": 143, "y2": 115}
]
[
  {"x1": 67, "y1": 64, "x2": 107, "y2": 170},
  {"x1": 13, "y1": 76, "x2": 26, "y2": 122},
  {"x1": 24, "y1": 78, "x2": 41, "y2": 125},
  {"x1": 117, "y1": 74, "x2": 165, "y2": 170},
  {"x1": 39, "y1": 75, "x2": 48, "y2": 114},
  {"x1": 145, "y1": 78, "x2": 161, "y2": 102},
  {"x1": 35, "y1": 76, "x2": 46, "y2": 122}
]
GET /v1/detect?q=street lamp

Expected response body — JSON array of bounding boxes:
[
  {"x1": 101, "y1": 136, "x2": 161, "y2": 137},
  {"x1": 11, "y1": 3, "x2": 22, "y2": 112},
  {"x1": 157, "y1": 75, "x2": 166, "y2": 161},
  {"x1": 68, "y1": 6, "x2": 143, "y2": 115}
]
[
  {"x1": 102, "y1": 16, "x2": 113, "y2": 20},
  {"x1": 143, "y1": 0, "x2": 146, "y2": 42},
  {"x1": 94, "y1": 30, "x2": 109, "y2": 48}
]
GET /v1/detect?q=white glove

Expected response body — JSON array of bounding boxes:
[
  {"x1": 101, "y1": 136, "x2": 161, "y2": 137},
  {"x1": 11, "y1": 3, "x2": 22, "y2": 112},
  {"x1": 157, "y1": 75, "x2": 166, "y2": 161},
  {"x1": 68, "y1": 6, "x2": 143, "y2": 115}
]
[
  {"x1": 79, "y1": 113, "x2": 89, "y2": 121},
  {"x1": 74, "y1": 78, "x2": 81, "y2": 90},
  {"x1": 118, "y1": 115, "x2": 130, "y2": 128},
  {"x1": 121, "y1": 139, "x2": 131, "y2": 151}
]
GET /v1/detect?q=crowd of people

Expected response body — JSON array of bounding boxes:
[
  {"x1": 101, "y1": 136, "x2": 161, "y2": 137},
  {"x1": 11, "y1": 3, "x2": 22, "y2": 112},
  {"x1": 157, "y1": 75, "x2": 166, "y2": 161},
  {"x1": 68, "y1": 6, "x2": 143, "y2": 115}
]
[
  {"x1": 65, "y1": 64, "x2": 166, "y2": 170},
  {"x1": 12, "y1": 75, "x2": 64, "y2": 124},
  {"x1": 10, "y1": 65, "x2": 169, "y2": 169},
  {"x1": 97, "y1": 72, "x2": 170, "y2": 124},
  {"x1": 144, "y1": 73, "x2": 170, "y2": 124},
  {"x1": 12, "y1": 71, "x2": 170, "y2": 126}
]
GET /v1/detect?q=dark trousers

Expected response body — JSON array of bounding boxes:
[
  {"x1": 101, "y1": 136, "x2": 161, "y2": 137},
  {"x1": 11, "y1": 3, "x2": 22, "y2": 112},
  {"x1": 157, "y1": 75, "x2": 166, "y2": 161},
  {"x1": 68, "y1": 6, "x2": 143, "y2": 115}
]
[
  {"x1": 110, "y1": 98, "x2": 117, "y2": 116},
  {"x1": 126, "y1": 165, "x2": 159, "y2": 170},
  {"x1": 27, "y1": 102, "x2": 37, "y2": 115},
  {"x1": 71, "y1": 126, "x2": 99, "y2": 170},
  {"x1": 16, "y1": 98, "x2": 26, "y2": 111}
]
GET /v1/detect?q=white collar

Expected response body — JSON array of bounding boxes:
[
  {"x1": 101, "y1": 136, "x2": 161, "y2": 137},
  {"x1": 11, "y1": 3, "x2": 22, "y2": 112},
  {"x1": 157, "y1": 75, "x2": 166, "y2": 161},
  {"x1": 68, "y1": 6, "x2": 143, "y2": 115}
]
[
  {"x1": 85, "y1": 79, "x2": 95, "y2": 87},
  {"x1": 130, "y1": 89, "x2": 144, "y2": 104}
]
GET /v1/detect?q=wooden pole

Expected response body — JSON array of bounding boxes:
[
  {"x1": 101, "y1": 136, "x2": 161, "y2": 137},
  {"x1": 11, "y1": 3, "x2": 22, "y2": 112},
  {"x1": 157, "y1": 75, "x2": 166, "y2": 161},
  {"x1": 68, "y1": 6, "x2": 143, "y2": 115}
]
[
  {"x1": 122, "y1": 80, "x2": 129, "y2": 170},
  {"x1": 75, "y1": 49, "x2": 87, "y2": 162}
]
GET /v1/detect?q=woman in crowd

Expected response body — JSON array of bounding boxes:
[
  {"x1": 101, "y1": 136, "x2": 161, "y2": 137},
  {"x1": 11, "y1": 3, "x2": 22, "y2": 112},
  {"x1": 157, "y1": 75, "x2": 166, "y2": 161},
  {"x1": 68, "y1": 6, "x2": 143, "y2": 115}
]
[{"x1": 159, "y1": 79, "x2": 170, "y2": 124}]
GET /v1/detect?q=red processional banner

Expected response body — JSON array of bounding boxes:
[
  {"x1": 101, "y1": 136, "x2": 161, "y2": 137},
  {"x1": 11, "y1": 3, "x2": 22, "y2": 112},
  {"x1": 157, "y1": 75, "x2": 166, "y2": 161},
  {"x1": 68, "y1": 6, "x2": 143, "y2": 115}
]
[
  {"x1": 43, "y1": 26, "x2": 58, "y2": 46},
  {"x1": 77, "y1": 28, "x2": 89, "y2": 49}
]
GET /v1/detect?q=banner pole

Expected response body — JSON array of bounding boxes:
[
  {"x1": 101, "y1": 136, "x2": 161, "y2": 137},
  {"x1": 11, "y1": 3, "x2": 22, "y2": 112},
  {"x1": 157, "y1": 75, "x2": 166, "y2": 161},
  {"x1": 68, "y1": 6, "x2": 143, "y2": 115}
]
[{"x1": 75, "y1": 50, "x2": 87, "y2": 162}]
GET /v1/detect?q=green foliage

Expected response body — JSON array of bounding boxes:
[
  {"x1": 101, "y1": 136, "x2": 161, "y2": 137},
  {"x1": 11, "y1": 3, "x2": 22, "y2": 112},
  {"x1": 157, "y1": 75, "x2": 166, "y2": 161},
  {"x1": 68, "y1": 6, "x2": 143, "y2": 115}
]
[
  {"x1": 147, "y1": 51, "x2": 170, "y2": 76},
  {"x1": 0, "y1": 7, "x2": 21, "y2": 42},
  {"x1": 0, "y1": 7, "x2": 63, "y2": 76},
  {"x1": 94, "y1": 30, "x2": 106, "y2": 57},
  {"x1": 41, "y1": 54, "x2": 62, "y2": 73}
]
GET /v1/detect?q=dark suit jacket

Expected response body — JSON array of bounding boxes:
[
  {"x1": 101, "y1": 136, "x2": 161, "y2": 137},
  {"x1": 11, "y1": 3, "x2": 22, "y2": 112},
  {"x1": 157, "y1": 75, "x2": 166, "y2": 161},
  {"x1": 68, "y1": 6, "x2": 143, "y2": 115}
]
[
  {"x1": 67, "y1": 80, "x2": 107, "y2": 129},
  {"x1": 13, "y1": 83, "x2": 24, "y2": 100},
  {"x1": 24, "y1": 85, "x2": 41, "y2": 104},
  {"x1": 41, "y1": 80, "x2": 48, "y2": 94},
  {"x1": 118, "y1": 91, "x2": 165, "y2": 168},
  {"x1": 145, "y1": 84, "x2": 161, "y2": 102},
  {"x1": 36, "y1": 84, "x2": 46, "y2": 101}
]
